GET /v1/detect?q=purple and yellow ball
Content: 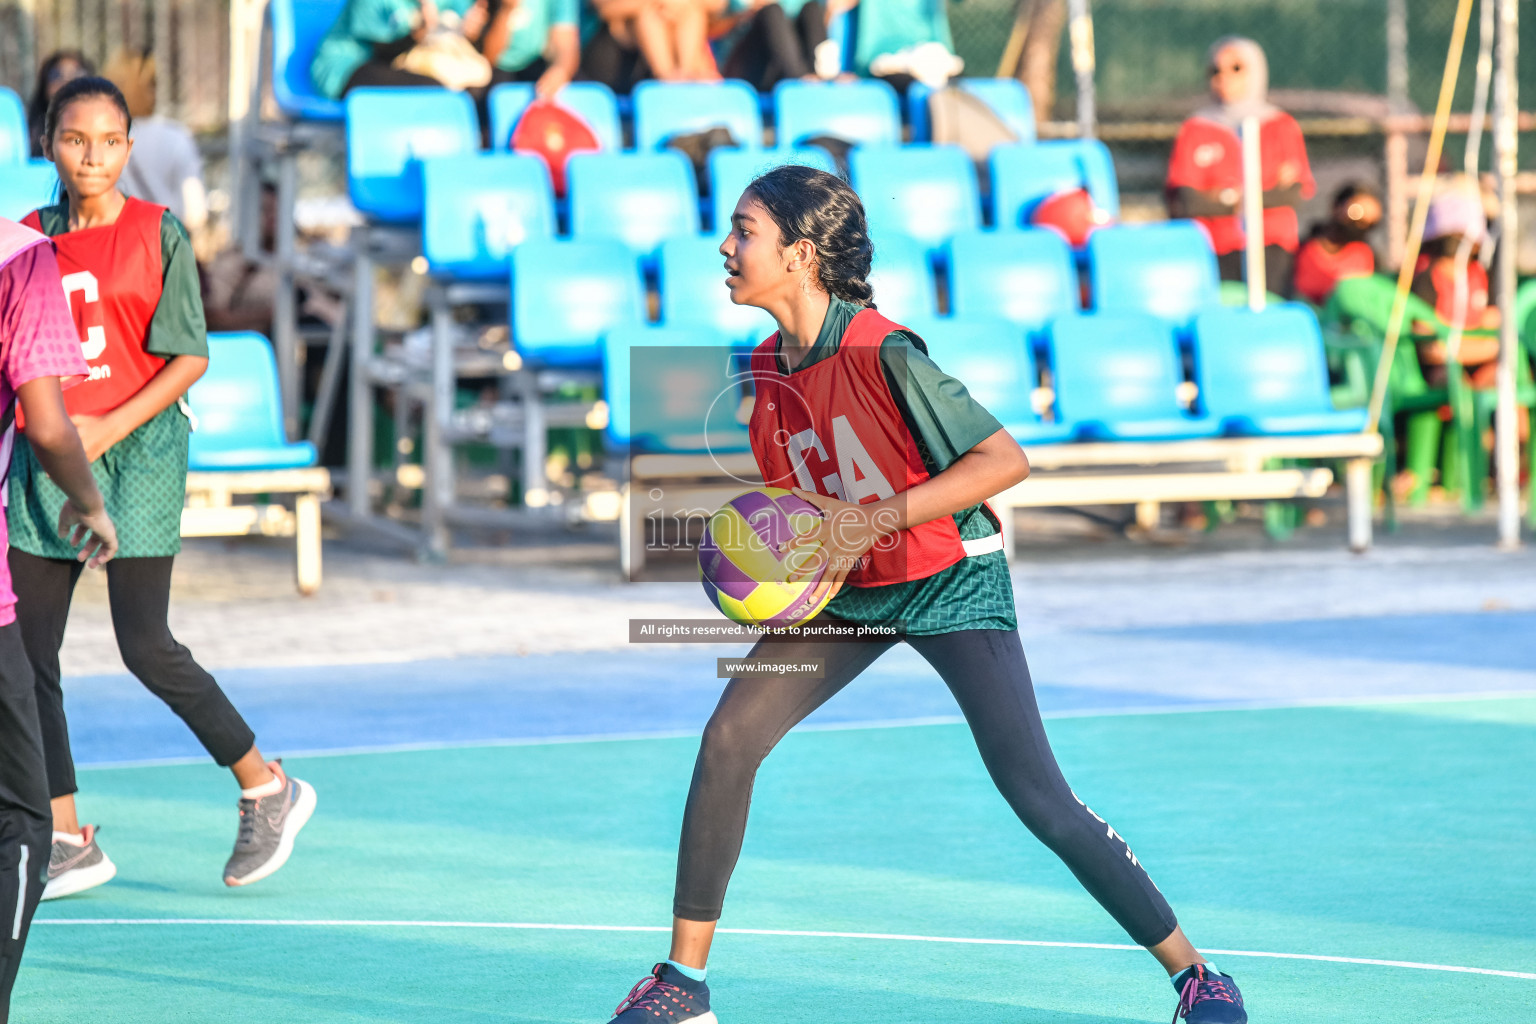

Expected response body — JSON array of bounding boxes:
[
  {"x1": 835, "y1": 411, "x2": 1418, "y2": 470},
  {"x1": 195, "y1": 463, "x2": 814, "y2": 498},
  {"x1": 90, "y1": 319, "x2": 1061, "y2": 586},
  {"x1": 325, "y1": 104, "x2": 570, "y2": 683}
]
[{"x1": 699, "y1": 487, "x2": 835, "y2": 628}]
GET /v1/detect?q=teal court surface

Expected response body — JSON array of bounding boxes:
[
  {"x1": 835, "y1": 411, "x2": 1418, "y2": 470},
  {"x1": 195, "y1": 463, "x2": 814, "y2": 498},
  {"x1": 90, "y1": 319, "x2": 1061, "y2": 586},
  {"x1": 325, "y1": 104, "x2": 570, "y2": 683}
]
[{"x1": 16, "y1": 609, "x2": 1536, "y2": 1023}]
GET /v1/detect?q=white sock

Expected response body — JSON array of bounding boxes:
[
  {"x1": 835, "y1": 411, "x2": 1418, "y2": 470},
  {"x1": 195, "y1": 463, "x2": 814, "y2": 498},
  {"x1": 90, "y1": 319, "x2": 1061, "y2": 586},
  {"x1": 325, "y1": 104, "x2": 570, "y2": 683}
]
[
  {"x1": 242, "y1": 773, "x2": 284, "y2": 800},
  {"x1": 52, "y1": 830, "x2": 86, "y2": 846}
]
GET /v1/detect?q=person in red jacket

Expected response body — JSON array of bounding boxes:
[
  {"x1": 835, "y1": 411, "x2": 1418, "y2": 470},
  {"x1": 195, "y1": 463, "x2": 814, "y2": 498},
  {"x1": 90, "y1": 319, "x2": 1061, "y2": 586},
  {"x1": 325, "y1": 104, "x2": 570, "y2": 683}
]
[
  {"x1": 600, "y1": 166, "x2": 1249, "y2": 1024},
  {"x1": 1166, "y1": 36, "x2": 1313, "y2": 294}
]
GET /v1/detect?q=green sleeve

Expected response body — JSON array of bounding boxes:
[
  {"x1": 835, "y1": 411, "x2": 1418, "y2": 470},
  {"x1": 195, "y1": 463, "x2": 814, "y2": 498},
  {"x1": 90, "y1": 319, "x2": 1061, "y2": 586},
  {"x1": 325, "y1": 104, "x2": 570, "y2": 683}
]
[
  {"x1": 878, "y1": 331, "x2": 1002, "y2": 475},
  {"x1": 147, "y1": 210, "x2": 209, "y2": 359}
]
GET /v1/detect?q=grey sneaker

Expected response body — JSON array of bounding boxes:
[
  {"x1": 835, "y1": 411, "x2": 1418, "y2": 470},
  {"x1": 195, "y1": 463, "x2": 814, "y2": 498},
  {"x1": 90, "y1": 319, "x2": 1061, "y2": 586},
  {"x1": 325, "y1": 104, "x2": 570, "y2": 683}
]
[
  {"x1": 41, "y1": 824, "x2": 117, "y2": 901},
  {"x1": 223, "y1": 760, "x2": 316, "y2": 887}
]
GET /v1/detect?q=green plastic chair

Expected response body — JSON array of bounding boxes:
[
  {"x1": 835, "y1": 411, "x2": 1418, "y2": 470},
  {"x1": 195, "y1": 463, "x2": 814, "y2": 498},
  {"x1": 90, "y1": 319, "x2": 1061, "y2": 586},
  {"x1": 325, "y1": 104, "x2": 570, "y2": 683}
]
[{"x1": 1322, "y1": 274, "x2": 1533, "y2": 511}]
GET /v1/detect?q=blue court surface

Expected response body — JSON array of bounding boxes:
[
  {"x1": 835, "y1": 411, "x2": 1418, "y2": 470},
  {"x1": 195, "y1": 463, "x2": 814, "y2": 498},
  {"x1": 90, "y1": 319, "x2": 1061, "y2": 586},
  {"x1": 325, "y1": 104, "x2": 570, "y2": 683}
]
[{"x1": 17, "y1": 610, "x2": 1536, "y2": 1022}]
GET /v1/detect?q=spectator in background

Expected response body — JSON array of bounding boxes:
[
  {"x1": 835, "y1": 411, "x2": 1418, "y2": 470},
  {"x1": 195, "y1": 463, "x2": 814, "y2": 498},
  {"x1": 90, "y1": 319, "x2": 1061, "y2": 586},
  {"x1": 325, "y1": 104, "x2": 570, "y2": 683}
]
[
  {"x1": 102, "y1": 50, "x2": 208, "y2": 235},
  {"x1": 1412, "y1": 179, "x2": 1501, "y2": 388},
  {"x1": 1166, "y1": 36, "x2": 1313, "y2": 293},
  {"x1": 579, "y1": 0, "x2": 720, "y2": 94},
  {"x1": 829, "y1": 0, "x2": 962, "y2": 94},
  {"x1": 311, "y1": 0, "x2": 486, "y2": 97},
  {"x1": 719, "y1": 0, "x2": 829, "y2": 91},
  {"x1": 481, "y1": 0, "x2": 582, "y2": 96},
  {"x1": 1291, "y1": 182, "x2": 1381, "y2": 306},
  {"x1": 201, "y1": 185, "x2": 279, "y2": 335},
  {"x1": 26, "y1": 51, "x2": 93, "y2": 158}
]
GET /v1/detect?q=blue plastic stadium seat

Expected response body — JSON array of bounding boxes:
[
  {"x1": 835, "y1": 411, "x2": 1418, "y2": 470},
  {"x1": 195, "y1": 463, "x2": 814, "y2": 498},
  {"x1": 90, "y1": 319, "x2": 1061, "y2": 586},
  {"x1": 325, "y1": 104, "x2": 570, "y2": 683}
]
[
  {"x1": 270, "y1": 0, "x2": 348, "y2": 121},
  {"x1": 601, "y1": 324, "x2": 750, "y2": 453},
  {"x1": 188, "y1": 333, "x2": 319, "y2": 470},
  {"x1": 0, "y1": 161, "x2": 60, "y2": 221},
  {"x1": 512, "y1": 239, "x2": 645, "y2": 368},
  {"x1": 851, "y1": 145, "x2": 980, "y2": 255},
  {"x1": 0, "y1": 87, "x2": 28, "y2": 165},
  {"x1": 773, "y1": 79, "x2": 901, "y2": 147},
  {"x1": 1048, "y1": 313, "x2": 1219, "y2": 441},
  {"x1": 1088, "y1": 222, "x2": 1220, "y2": 327},
  {"x1": 346, "y1": 88, "x2": 479, "y2": 223},
  {"x1": 1194, "y1": 304, "x2": 1370, "y2": 436},
  {"x1": 991, "y1": 139, "x2": 1120, "y2": 229},
  {"x1": 567, "y1": 151, "x2": 700, "y2": 258},
  {"x1": 659, "y1": 236, "x2": 776, "y2": 345},
  {"x1": 708, "y1": 146, "x2": 836, "y2": 232},
  {"x1": 946, "y1": 228, "x2": 1078, "y2": 330},
  {"x1": 488, "y1": 82, "x2": 622, "y2": 151},
  {"x1": 633, "y1": 80, "x2": 763, "y2": 151},
  {"x1": 906, "y1": 78, "x2": 1036, "y2": 144},
  {"x1": 867, "y1": 233, "x2": 939, "y2": 323},
  {"x1": 421, "y1": 153, "x2": 555, "y2": 280},
  {"x1": 906, "y1": 317, "x2": 1074, "y2": 444}
]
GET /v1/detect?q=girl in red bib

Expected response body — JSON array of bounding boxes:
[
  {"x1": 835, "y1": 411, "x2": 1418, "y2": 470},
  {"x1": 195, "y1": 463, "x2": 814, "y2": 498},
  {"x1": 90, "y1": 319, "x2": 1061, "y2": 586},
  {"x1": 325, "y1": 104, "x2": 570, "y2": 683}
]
[
  {"x1": 8, "y1": 77, "x2": 315, "y2": 900},
  {"x1": 603, "y1": 167, "x2": 1248, "y2": 1024}
]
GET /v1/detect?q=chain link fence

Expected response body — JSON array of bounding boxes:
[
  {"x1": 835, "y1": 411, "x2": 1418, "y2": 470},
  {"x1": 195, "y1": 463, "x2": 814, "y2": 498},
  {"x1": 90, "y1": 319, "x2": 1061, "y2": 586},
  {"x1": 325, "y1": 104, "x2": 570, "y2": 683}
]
[{"x1": 950, "y1": 0, "x2": 1536, "y2": 127}]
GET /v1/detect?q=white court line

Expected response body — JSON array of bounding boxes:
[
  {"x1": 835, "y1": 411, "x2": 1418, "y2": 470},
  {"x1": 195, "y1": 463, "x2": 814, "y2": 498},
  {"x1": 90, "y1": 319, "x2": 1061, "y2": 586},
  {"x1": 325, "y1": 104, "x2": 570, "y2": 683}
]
[
  {"x1": 32, "y1": 918, "x2": 1536, "y2": 981},
  {"x1": 72, "y1": 688, "x2": 1536, "y2": 771}
]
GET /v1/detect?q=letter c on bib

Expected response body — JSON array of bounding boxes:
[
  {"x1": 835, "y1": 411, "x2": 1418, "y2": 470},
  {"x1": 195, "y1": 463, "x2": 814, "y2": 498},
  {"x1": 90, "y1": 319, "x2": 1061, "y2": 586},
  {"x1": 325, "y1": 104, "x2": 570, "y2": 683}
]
[{"x1": 60, "y1": 271, "x2": 106, "y2": 361}]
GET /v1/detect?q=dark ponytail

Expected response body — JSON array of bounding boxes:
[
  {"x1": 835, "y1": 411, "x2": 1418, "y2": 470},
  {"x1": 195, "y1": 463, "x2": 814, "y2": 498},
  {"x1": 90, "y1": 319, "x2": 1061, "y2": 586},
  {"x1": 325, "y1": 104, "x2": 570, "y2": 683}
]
[
  {"x1": 43, "y1": 76, "x2": 132, "y2": 150},
  {"x1": 745, "y1": 165, "x2": 875, "y2": 306}
]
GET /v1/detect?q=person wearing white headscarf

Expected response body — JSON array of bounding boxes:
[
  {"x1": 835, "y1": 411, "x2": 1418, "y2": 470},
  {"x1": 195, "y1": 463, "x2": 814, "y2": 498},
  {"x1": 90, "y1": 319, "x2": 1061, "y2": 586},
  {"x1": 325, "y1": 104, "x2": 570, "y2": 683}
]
[{"x1": 1166, "y1": 36, "x2": 1313, "y2": 291}]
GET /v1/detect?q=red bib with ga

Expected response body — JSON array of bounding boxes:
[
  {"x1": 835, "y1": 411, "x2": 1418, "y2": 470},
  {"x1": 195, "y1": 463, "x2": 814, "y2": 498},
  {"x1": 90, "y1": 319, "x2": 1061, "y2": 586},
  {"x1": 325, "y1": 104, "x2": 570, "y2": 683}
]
[
  {"x1": 748, "y1": 307, "x2": 970, "y2": 587},
  {"x1": 21, "y1": 197, "x2": 167, "y2": 418}
]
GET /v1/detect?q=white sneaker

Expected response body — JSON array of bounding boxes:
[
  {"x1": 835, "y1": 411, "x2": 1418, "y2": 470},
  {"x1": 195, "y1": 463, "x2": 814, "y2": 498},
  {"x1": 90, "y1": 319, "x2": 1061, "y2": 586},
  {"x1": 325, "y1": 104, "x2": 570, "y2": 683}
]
[{"x1": 42, "y1": 824, "x2": 117, "y2": 901}]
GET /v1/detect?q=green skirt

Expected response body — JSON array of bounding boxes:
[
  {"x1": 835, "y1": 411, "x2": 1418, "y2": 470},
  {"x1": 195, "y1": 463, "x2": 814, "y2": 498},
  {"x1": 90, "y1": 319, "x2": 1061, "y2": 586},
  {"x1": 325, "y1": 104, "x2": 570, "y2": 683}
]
[
  {"x1": 8, "y1": 404, "x2": 190, "y2": 560},
  {"x1": 825, "y1": 504, "x2": 1017, "y2": 635}
]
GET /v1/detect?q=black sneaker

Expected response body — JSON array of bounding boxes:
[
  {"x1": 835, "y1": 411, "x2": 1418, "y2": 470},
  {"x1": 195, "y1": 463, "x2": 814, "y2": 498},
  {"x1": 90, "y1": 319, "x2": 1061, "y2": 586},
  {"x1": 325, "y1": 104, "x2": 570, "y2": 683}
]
[
  {"x1": 608, "y1": 963, "x2": 716, "y2": 1023},
  {"x1": 1171, "y1": 964, "x2": 1247, "y2": 1023}
]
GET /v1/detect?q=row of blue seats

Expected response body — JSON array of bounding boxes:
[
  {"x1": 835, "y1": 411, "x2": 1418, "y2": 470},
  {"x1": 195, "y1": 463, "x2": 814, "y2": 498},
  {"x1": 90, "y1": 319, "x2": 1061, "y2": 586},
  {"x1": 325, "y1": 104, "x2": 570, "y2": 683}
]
[
  {"x1": 347, "y1": 85, "x2": 1118, "y2": 227},
  {"x1": 414, "y1": 144, "x2": 1118, "y2": 274},
  {"x1": 481, "y1": 224, "x2": 1220, "y2": 368},
  {"x1": 605, "y1": 305, "x2": 1367, "y2": 455}
]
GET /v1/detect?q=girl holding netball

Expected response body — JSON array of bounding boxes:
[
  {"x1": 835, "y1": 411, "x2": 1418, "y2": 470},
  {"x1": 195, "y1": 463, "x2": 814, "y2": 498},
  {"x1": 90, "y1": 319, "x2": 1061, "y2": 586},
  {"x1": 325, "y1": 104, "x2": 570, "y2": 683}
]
[
  {"x1": 13, "y1": 77, "x2": 315, "y2": 900},
  {"x1": 604, "y1": 167, "x2": 1246, "y2": 1023}
]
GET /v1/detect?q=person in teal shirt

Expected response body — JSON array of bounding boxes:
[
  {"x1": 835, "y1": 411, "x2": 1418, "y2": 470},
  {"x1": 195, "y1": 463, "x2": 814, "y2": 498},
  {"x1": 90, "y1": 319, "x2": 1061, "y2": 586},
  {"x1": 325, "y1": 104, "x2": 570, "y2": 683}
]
[
  {"x1": 827, "y1": 0, "x2": 956, "y2": 84},
  {"x1": 311, "y1": 0, "x2": 482, "y2": 99},
  {"x1": 481, "y1": 0, "x2": 582, "y2": 97}
]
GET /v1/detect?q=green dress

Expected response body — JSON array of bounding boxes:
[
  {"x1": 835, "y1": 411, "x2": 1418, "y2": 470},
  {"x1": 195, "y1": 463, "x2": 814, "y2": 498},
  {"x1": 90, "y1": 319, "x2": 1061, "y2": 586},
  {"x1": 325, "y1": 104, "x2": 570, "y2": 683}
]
[
  {"x1": 780, "y1": 296, "x2": 1018, "y2": 635},
  {"x1": 8, "y1": 205, "x2": 207, "y2": 560}
]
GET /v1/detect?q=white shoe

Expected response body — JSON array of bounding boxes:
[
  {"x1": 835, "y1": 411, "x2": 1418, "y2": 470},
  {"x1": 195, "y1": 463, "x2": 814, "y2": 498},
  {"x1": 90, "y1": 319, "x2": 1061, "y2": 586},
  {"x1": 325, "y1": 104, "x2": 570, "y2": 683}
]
[{"x1": 42, "y1": 824, "x2": 117, "y2": 901}]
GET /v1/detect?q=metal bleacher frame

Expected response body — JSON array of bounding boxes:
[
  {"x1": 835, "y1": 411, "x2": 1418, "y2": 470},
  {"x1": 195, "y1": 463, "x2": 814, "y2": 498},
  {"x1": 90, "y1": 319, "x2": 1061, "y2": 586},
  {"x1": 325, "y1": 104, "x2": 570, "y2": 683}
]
[{"x1": 230, "y1": 0, "x2": 352, "y2": 446}]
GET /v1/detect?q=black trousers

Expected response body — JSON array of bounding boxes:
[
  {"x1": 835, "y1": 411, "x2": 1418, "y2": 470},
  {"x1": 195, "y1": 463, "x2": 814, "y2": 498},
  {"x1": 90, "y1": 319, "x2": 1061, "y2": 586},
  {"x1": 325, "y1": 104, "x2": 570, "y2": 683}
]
[
  {"x1": 1217, "y1": 244, "x2": 1294, "y2": 297},
  {"x1": 674, "y1": 622, "x2": 1180, "y2": 948},
  {"x1": 577, "y1": 25, "x2": 651, "y2": 96},
  {"x1": 0, "y1": 623, "x2": 49, "y2": 1023},
  {"x1": 7, "y1": 551, "x2": 256, "y2": 800},
  {"x1": 723, "y1": 2, "x2": 827, "y2": 91}
]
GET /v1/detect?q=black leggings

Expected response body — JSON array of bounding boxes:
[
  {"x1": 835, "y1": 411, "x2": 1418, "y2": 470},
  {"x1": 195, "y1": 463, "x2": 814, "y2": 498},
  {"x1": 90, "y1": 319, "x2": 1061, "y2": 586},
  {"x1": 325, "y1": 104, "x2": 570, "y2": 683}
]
[
  {"x1": 723, "y1": 2, "x2": 827, "y2": 91},
  {"x1": 674, "y1": 622, "x2": 1180, "y2": 948},
  {"x1": 7, "y1": 551, "x2": 256, "y2": 800},
  {"x1": 0, "y1": 623, "x2": 50, "y2": 1022}
]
